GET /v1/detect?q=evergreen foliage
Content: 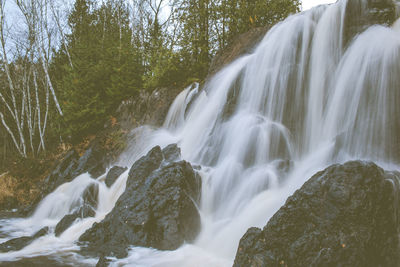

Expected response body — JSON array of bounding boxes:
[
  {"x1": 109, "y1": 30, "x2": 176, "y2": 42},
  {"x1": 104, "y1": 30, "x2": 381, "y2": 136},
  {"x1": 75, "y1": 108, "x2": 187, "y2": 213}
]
[
  {"x1": 1, "y1": 0, "x2": 301, "y2": 152},
  {"x1": 53, "y1": 0, "x2": 143, "y2": 141}
]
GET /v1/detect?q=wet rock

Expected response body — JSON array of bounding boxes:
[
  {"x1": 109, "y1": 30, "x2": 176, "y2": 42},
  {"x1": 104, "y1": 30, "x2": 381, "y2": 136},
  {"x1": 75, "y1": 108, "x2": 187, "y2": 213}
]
[
  {"x1": 55, "y1": 214, "x2": 79, "y2": 237},
  {"x1": 344, "y1": 0, "x2": 397, "y2": 47},
  {"x1": 274, "y1": 159, "x2": 294, "y2": 181},
  {"x1": 162, "y1": 144, "x2": 181, "y2": 163},
  {"x1": 45, "y1": 144, "x2": 109, "y2": 194},
  {"x1": 54, "y1": 183, "x2": 98, "y2": 237},
  {"x1": 105, "y1": 166, "x2": 127, "y2": 187},
  {"x1": 40, "y1": 148, "x2": 102, "y2": 201},
  {"x1": 21, "y1": 150, "x2": 81, "y2": 216},
  {"x1": 74, "y1": 145, "x2": 108, "y2": 178},
  {"x1": 26, "y1": 148, "x2": 106, "y2": 217},
  {"x1": 79, "y1": 145, "x2": 201, "y2": 258},
  {"x1": 43, "y1": 150, "x2": 80, "y2": 196},
  {"x1": 96, "y1": 255, "x2": 111, "y2": 267},
  {"x1": 55, "y1": 203, "x2": 97, "y2": 237},
  {"x1": 0, "y1": 227, "x2": 49, "y2": 252},
  {"x1": 82, "y1": 183, "x2": 99, "y2": 211},
  {"x1": 0, "y1": 256, "x2": 69, "y2": 266},
  {"x1": 234, "y1": 161, "x2": 400, "y2": 267},
  {"x1": 54, "y1": 205, "x2": 96, "y2": 237}
]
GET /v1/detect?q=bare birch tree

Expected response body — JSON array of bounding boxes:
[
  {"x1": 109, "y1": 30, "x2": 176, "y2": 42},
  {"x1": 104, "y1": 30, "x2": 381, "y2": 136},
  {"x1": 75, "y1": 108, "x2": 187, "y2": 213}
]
[{"x1": 0, "y1": 0, "x2": 63, "y2": 157}]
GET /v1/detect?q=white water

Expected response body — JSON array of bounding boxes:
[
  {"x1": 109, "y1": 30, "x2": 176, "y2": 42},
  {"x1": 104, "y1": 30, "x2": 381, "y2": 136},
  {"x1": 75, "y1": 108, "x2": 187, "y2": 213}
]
[{"x1": 1, "y1": 0, "x2": 400, "y2": 266}]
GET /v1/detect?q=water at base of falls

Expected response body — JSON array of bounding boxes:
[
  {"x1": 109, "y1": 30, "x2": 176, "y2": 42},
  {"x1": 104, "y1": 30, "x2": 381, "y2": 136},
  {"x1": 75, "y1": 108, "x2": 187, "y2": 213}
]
[{"x1": 1, "y1": 0, "x2": 400, "y2": 266}]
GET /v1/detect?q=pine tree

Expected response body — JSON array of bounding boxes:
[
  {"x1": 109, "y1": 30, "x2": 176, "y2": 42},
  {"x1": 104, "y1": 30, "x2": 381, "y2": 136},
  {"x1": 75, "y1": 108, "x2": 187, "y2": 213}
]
[{"x1": 53, "y1": 0, "x2": 143, "y2": 142}]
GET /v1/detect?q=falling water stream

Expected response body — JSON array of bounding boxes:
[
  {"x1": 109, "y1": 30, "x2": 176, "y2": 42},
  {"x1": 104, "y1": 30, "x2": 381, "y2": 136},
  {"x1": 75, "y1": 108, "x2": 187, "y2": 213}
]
[{"x1": 1, "y1": 0, "x2": 400, "y2": 266}]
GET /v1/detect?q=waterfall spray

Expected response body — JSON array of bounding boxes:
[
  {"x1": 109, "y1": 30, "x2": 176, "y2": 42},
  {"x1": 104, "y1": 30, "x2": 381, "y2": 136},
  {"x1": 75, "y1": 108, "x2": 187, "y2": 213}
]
[{"x1": 0, "y1": 0, "x2": 399, "y2": 266}]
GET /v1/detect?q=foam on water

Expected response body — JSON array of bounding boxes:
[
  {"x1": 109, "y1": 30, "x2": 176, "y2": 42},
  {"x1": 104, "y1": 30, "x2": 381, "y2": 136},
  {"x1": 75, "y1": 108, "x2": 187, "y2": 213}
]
[{"x1": 1, "y1": 0, "x2": 400, "y2": 265}]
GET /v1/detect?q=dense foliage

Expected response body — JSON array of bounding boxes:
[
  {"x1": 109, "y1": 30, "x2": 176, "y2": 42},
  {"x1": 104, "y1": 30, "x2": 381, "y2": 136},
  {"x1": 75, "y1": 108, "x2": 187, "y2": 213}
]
[{"x1": 0, "y1": 0, "x2": 300, "y2": 164}]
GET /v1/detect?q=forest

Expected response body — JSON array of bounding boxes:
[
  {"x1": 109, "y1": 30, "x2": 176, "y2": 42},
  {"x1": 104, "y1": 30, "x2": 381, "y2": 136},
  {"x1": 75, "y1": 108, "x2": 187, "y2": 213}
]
[{"x1": 0, "y1": 0, "x2": 300, "y2": 168}]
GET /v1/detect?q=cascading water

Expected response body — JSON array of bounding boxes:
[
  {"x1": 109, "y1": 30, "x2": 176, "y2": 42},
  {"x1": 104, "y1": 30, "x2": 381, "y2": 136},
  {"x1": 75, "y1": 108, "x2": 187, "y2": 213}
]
[{"x1": 1, "y1": 0, "x2": 400, "y2": 266}]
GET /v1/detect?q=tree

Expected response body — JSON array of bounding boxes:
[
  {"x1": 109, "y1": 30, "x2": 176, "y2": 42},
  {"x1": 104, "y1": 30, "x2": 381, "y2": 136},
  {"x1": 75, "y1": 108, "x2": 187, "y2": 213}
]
[
  {"x1": 0, "y1": 0, "x2": 63, "y2": 157},
  {"x1": 53, "y1": 0, "x2": 143, "y2": 142},
  {"x1": 0, "y1": 0, "x2": 301, "y2": 155}
]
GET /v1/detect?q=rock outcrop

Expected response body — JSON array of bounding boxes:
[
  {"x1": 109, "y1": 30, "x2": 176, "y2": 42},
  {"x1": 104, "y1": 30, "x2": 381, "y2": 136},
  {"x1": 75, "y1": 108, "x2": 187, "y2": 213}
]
[
  {"x1": 79, "y1": 145, "x2": 201, "y2": 258},
  {"x1": 23, "y1": 141, "x2": 111, "y2": 217},
  {"x1": 234, "y1": 161, "x2": 400, "y2": 267},
  {"x1": 54, "y1": 183, "x2": 98, "y2": 237},
  {"x1": 344, "y1": 0, "x2": 397, "y2": 47},
  {"x1": 116, "y1": 87, "x2": 183, "y2": 132},
  {"x1": 0, "y1": 227, "x2": 49, "y2": 252},
  {"x1": 104, "y1": 166, "x2": 127, "y2": 187}
]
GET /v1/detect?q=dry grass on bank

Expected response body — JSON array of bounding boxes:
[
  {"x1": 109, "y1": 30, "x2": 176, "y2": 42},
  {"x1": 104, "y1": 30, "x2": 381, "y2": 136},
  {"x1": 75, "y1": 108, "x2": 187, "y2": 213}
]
[{"x1": 0, "y1": 171, "x2": 41, "y2": 208}]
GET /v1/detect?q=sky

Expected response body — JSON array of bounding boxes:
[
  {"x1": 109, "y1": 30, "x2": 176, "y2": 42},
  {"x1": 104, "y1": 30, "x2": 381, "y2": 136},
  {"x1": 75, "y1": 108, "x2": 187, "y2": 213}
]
[
  {"x1": 2, "y1": 0, "x2": 338, "y2": 55},
  {"x1": 302, "y1": 0, "x2": 337, "y2": 10}
]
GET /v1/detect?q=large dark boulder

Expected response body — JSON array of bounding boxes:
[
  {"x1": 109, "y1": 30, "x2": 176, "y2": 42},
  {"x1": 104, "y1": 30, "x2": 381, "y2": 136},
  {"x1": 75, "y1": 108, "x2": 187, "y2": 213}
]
[
  {"x1": 105, "y1": 166, "x2": 127, "y2": 187},
  {"x1": 234, "y1": 161, "x2": 400, "y2": 267},
  {"x1": 0, "y1": 227, "x2": 49, "y2": 252},
  {"x1": 79, "y1": 145, "x2": 202, "y2": 258}
]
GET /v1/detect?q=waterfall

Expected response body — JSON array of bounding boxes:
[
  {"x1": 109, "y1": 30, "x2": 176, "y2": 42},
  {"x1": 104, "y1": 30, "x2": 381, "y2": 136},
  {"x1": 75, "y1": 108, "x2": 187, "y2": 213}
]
[{"x1": 1, "y1": 0, "x2": 400, "y2": 266}]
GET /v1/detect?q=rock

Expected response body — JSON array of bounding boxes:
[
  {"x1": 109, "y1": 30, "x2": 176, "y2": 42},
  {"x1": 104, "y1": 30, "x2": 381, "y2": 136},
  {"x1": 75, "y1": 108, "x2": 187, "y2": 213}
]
[
  {"x1": 233, "y1": 161, "x2": 400, "y2": 267},
  {"x1": 43, "y1": 150, "x2": 80, "y2": 196},
  {"x1": 40, "y1": 148, "x2": 101, "y2": 200},
  {"x1": 82, "y1": 183, "x2": 99, "y2": 211},
  {"x1": 274, "y1": 159, "x2": 293, "y2": 181},
  {"x1": 105, "y1": 166, "x2": 127, "y2": 187},
  {"x1": 79, "y1": 145, "x2": 201, "y2": 258},
  {"x1": 96, "y1": 255, "x2": 111, "y2": 267},
  {"x1": 54, "y1": 183, "x2": 98, "y2": 237},
  {"x1": 45, "y1": 144, "x2": 108, "y2": 195},
  {"x1": 162, "y1": 144, "x2": 181, "y2": 163},
  {"x1": 0, "y1": 227, "x2": 49, "y2": 252},
  {"x1": 74, "y1": 145, "x2": 108, "y2": 178},
  {"x1": 54, "y1": 205, "x2": 96, "y2": 237},
  {"x1": 55, "y1": 214, "x2": 79, "y2": 237},
  {"x1": 22, "y1": 150, "x2": 81, "y2": 216},
  {"x1": 80, "y1": 203, "x2": 97, "y2": 218},
  {"x1": 344, "y1": 0, "x2": 397, "y2": 47},
  {"x1": 0, "y1": 256, "x2": 69, "y2": 266},
  {"x1": 116, "y1": 87, "x2": 183, "y2": 132},
  {"x1": 26, "y1": 145, "x2": 107, "y2": 217}
]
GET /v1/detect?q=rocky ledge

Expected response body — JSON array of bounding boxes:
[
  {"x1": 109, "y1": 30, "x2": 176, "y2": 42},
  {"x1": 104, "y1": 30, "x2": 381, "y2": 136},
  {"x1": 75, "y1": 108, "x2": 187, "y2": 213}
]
[
  {"x1": 79, "y1": 144, "x2": 202, "y2": 259},
  {"x1": 234, "y1": 161, "x2": 400, "y2": 267}
]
